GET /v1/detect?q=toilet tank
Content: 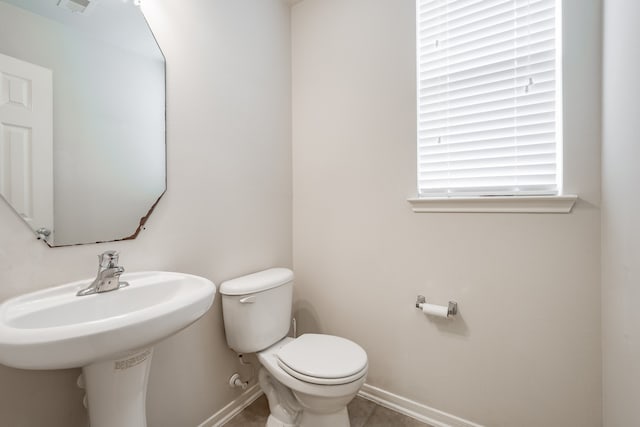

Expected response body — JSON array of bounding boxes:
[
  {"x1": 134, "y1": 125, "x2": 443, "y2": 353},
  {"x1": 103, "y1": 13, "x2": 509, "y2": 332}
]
[{"x1": 219, "y1": 268, "x2": 293, "y2": 354}]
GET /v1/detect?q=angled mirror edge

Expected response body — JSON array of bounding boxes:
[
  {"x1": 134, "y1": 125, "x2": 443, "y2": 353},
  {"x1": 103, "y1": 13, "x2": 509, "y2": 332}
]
[{"x1": 45, "y1": 188, "x2": 167, "y2": 248}]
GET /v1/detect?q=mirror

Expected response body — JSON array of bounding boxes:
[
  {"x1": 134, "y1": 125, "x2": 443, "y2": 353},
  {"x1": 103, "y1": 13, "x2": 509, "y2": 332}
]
[{"x1": 0, "y1": 0, "x2": 165, "y2": 246}]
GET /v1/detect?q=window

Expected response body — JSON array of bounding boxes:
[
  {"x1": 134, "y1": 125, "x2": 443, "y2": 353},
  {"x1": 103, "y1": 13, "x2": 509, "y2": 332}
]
[{"x1": 416, "y1": 0, "x2": 561, "y2": 198}]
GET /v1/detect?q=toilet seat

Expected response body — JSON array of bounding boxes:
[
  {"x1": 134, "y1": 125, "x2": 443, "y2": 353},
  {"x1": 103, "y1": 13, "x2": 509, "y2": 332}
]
[{"x1": 276, "y1": 334, "x2": 368, "y2": 386}]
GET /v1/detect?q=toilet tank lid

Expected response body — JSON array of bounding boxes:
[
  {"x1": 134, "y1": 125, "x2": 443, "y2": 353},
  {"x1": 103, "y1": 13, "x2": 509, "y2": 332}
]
[{"x1": 219, "y1": 268, "x2": 293, "y2": 295}]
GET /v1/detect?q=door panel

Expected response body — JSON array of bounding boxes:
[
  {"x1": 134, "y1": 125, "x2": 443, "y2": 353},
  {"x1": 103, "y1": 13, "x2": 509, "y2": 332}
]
[{"x1": 0, "y1": 52, "x2": 53, "y2": 243}]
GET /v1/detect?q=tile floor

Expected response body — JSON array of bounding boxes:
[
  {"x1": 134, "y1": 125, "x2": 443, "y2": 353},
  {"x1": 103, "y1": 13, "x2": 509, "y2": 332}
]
[{"x1": 224, "y1": 394, "x2": 433, "y2": 427}]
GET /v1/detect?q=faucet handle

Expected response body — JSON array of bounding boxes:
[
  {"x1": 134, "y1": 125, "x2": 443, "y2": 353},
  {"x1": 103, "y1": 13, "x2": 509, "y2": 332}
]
[{"x1": 98, "y1": 250, "x2": 120, "y2": 268}]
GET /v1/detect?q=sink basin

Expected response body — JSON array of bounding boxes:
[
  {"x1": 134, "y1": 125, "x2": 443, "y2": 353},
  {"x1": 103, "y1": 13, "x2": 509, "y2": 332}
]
[
  {"x1": 0, "y1": 270, "x2": 215, "y2": 427},
  {"x1": 0, "y1": 271, "x2": 216, "y2": 370}
]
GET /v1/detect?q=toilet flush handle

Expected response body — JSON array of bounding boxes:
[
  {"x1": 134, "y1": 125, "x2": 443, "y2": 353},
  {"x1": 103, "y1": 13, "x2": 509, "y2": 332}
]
[{"x1": 239, "y1": 296, "x2": 256, "y2": 304}]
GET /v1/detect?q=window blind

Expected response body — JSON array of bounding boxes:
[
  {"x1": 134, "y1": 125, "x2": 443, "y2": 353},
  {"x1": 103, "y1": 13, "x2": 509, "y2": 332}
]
[{"x1": 417, "y1": 0, "x2": 560, "y2": 197}]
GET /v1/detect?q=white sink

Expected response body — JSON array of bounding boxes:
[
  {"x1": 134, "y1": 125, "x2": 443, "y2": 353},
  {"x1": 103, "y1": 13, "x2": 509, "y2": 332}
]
[{"x1": 0, "y1": 271, "x2": 216, "y2": 427}]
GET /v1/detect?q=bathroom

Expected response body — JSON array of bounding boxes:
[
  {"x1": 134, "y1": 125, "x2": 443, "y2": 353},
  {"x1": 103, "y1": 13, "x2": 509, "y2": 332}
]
[{"x1": 0, "y1": 0, "x2": 635, "y2": 426}]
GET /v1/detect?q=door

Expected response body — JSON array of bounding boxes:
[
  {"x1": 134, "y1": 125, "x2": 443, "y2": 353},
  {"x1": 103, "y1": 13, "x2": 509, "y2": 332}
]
[{"x1": 0, "y1": 52, "x2": 53, "y2": 243}]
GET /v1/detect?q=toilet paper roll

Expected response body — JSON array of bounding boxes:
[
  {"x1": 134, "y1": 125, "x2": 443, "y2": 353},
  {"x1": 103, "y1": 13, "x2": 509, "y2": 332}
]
[{"x1": 420, "y1": 303, "x2": 449, "y2": 318}]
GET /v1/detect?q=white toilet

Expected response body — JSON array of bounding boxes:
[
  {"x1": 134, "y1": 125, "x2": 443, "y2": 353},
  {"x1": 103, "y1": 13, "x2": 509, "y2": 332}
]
[{"x1": 220, "y1": 268, "x2": 368, "y2": 427}]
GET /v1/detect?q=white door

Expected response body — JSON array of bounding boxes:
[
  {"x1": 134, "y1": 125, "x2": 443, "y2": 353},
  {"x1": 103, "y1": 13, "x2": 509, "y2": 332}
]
[{"x1": 0, "y1": 52, "x2": 53, "y2": 243}]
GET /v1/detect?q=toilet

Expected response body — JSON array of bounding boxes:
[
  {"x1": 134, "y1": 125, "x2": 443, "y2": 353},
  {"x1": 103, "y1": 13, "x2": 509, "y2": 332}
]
[{"x1": 220, "y1": 268, "x2": 368, "y2": 427}]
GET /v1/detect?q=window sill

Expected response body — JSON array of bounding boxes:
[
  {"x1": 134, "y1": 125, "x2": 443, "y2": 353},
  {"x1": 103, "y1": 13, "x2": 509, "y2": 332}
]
[{"x1": 407, "y1": 195, "x2": 578, "y2": 213}]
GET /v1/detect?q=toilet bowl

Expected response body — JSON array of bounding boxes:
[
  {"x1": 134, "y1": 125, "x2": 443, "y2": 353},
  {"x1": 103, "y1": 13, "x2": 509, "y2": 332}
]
[
  {"x1": 220, "y1": 268, "x2": 368, "y2": 427},
  {"x1": 258, "y1": 335, "x2": 367, "y2": 426}
]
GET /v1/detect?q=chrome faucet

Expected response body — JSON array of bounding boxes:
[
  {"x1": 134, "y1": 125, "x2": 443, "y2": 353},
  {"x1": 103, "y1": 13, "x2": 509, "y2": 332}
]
[{"x1": 77, "y1": 251, "x2": 129, "y2": 296}]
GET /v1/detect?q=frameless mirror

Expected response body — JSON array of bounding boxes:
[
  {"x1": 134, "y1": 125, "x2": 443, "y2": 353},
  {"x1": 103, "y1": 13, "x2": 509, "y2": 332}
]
[{"x1": 0, "y1": 0, "x2": 165, "y2": 246}]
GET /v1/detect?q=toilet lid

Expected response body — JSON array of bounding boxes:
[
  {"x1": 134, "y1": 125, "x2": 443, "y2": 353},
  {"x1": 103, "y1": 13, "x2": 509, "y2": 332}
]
[{"x1": 277, "y1": 334, "x2": 367, "y2": 385}]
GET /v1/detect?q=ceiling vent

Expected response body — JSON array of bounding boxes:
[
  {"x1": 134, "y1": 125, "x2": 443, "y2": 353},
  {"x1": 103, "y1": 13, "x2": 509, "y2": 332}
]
[{"x1": 57, "y1": 0, "x2": 98, "y2": 15}]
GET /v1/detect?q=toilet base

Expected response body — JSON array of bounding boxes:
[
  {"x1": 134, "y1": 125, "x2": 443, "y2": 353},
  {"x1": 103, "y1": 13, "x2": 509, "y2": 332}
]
[
  {"x1": 266, "y1": 414, "x2": 298, "y2": 427},
  {"x1": 298, "y1": 407, "x2": 350, "y2": 427},
  {"x1": 265, "y1": 407, "x2": 350, "y2": 427}
]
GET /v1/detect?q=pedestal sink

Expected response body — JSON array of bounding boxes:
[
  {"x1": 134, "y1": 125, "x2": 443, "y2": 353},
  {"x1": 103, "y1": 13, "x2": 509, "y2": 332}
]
[{"x1": 0, "y1": 271, "x2": 216, "y2": 427}]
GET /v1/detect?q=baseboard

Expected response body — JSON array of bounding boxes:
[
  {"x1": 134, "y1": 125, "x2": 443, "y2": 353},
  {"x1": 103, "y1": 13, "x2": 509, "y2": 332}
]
[
  {"x1": 358, "y1": 384, "x2": 484, "y2": 427},
  {"x1": 197, "y1": 382, "x2": 482, "y2": 427},
  {"x1": 197, "y1": 384, "x2": 263, "y2": 427}
]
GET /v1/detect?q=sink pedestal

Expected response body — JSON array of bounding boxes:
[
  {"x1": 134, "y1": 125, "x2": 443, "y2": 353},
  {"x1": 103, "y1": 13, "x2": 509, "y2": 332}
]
[{"x1": 83, "y1": 348, "x2": 154, "y2": 427}]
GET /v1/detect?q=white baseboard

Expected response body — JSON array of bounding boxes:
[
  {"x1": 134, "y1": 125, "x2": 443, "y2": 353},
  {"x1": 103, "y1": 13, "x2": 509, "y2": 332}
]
[
  {"x1": 358, "y1": 384, "x2": 484, "y2": 427},
  {"x1": 197, "y1": 382, "x2": 482, "y2": 427},
  {"x1": 197, "y1": 384, "x2": 264, "y2": 427}
]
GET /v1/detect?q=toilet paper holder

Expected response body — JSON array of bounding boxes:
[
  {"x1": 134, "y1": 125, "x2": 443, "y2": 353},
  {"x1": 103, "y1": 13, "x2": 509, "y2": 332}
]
[{"x1": 415, "y1": 295, "x2": 458, "y2": 317}]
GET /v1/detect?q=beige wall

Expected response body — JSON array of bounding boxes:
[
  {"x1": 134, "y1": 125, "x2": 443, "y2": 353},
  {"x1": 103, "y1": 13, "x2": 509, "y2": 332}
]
[
  {"x1": 291, "y1": 1, "x2": 601, "y2": 426},
  {"x1": 0, "y1": 0, "x2": 291, "y2": 426},
  {"x1": 602, "y1": 1, "x2": 640, "y2": 426}
]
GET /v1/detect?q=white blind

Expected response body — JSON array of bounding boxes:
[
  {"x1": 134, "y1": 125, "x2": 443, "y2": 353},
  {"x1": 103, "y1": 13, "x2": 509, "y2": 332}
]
[{"x1": 417, "y1": 0, "x2": 559, "y2": 197}]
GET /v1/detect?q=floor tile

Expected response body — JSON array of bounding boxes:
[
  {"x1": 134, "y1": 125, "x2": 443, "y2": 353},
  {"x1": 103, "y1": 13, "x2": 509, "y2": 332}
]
[{"x1": 347, "y1": 396, "x2": 377, "y2": 427}]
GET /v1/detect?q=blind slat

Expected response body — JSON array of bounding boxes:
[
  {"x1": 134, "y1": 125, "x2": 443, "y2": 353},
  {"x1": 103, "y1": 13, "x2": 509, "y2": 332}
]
[
  {"x1": 421, "y1": 71, "x2": 555, "y2": 104},
  {"x1": 421, "y1": 101, "x2": 556, "y2": 129},
  {"x1": 420, "y1": 139, "x2": 555, "y2": 157},
  {"x1": 420, "y1": 82, "x2": 556, "y2": 115},
  {"x1": 419, "y1": 122, "x2": 556, "y2": 143},
  {"x1": 420, "y1": 90, "x2": 555, "y2": 120},
  {"x1": 421, "y1": 26, "x2": 555, "y2": 68},
  {"x1": 420, "y1": 59, "x2": 554, "y2": 94},
  {"x1": 420, "y1": 49, "x2": 555, "y2": 85},
  {"x1": 420, "y1": 39, "x2": 555, "y2": 77},
  {"x1": 419, "y1": 1, "x2": 554, "y2": 41},
  {"x1": 420, "y1": 11, "x2": 554, "y2": 48}
]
